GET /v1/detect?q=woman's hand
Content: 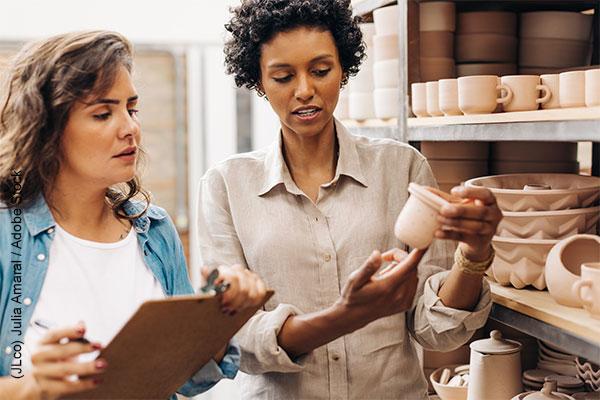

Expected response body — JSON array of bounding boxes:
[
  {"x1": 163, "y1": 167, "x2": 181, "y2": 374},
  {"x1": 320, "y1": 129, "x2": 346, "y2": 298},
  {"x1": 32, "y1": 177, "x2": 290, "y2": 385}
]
[
  {"x1": 436, "y1": 185, "x2": 503, "y2": 261},
  {"x1": 26, "y1": 323, "x2": 106, "y2": 400},
  {"x1": 202, "y1": 265, "x2": 267, "y2": 315}
]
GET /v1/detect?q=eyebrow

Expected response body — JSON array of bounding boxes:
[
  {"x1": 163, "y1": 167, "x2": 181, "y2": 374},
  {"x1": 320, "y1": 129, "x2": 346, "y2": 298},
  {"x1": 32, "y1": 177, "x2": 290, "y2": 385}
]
[
  {"x1": 267, "y1": 54, "x2": 334, "y2": 69},
  {"x1": 88, "y1": 95, "x2": 139, "y2": 106}
]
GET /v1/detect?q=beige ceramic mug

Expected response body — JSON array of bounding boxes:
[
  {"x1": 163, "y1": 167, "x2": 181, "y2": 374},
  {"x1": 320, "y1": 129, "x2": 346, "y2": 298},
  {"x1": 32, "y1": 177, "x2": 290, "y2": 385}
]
[
  {"x1": 559, "y1": 71, "x2": 585, "y2": 108},
  {"x1": 573, "y1": 262, "x2": 600, "y2": 319},
  {"x1": 426, "y1": 81, "x2": 443, "y2": 116},
  {"x1": 540, "y1": 74, "x2": 560, "y2": 109},
  {"x1": 411, "y1": 82, "x2": 428, "y2": 117},
  {"x1": 500, "y1": 75, "x2": 551, "y2": 112},
  {"x1": 458, "y1": 75, "x2": 513, "y2": 114},
  {"x1": 585, "y1": 68, "x2": 600, "y2": 107},
  {"x1": 438, "y1": 78, "x2": 462, "y2": 116}
]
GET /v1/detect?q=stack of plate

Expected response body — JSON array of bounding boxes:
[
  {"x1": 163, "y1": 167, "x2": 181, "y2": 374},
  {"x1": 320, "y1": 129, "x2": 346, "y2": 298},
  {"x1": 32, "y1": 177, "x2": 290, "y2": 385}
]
[
  {"x1": 419, "y1": 1, "x2": 456, "y2": 81},
  {"x1": 372, "y1": 6, "x2": 401, "y2": 119},
  {"x1": 576, "y1": 357, "x2": 600, "y2": 392},
  {"x1": 347, "y1": 23, "x2": 376, "y2": 120},
  {"x1": 490, "y1": 142, "x2": 580, "y2": 175},
  {"x1": 465, "y1": 173, "x2": 600, "y2": 289}
]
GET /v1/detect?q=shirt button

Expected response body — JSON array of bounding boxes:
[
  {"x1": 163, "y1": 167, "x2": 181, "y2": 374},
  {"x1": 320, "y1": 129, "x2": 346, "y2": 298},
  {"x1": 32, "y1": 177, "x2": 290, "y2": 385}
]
[
  {"x1": 332, "y1": 353, "x2": 340, "y2": 361},
  {"x1": 37, "y1": 253, "x2": 46, "y2": 261},
  {"x1": 5, "y1": 346, "x2": 11, "y2": 354},
  {"x1": 23, "y1": 297, "x2": 32, "y2": 306},
  {"x1": 47, "y1": 228, "x2": 54, "y2": 234},
  {"x1": 324, "y1": 254, "x2": 332, "y2": 262}
]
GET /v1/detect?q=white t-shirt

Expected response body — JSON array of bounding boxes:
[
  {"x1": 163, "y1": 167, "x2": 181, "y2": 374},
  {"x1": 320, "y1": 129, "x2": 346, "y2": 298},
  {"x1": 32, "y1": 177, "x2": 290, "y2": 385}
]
[{"x1": 23, "y1": 224, "x2": 165, "y2": 371}]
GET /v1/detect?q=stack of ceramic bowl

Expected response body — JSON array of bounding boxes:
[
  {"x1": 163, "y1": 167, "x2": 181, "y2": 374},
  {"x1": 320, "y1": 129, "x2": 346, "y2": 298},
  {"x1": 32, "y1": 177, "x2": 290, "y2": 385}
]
[
  {"x1": 465, "y1": 174, "x2": 600, "y2": 290},
  {"x1": 519, "y1": 12, "x2": 593, "y2": 75},
  {"x1": 421, "y1": 142, "x2": 488, "y2": 192},
  {"x1": 455, "y1": 11, "x2": 518, "y2": 77},
  {"x1": 419, "y1": 1, "x2": 456, "y2": 81},
  {"x1": 536, "y1": 341, "x2": 581, "y2": 380},
  {"x1": 348, "y1": 23, "x2": 376, "y2": 120},
  {"x1": 576, "y1": 357, "x2": 600, "y2": 392},
  {"x1": 490, "y1": 142, "x2": 580, "y2": 175},
  {"x1": 334, "y1": 86, "x2": 350, "y2": 120},
  {"x1": 373, "y1": 6, "x2": 400, "y2": 119}
]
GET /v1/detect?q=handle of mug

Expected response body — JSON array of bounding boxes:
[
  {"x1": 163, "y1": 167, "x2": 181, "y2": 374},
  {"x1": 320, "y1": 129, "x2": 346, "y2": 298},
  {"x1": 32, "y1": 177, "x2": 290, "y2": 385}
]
[
  {"x1": 496, "y1": 84, "x2": 513, "y2": 104},
  {"x1": 572, "y1": 279, "x2": 594, "y2": 308},
  {"x1": 536, "y1": 84, "x2": 551, "y2": 104}
]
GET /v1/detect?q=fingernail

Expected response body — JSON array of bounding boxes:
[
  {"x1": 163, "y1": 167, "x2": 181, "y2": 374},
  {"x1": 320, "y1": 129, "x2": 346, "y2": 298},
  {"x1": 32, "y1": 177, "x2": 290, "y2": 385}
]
[
  {"x1": 95, "y1": 360, "x2": 107, "y2": 369},
  {"x1": 92, "y1": 342, "x2": 103, "y2": 350}
]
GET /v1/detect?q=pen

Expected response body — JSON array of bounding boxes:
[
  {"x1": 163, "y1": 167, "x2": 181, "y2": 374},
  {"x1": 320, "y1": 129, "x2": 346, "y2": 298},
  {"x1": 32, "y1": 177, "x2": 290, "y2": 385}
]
[{"x1": 32, "y1": 319, "x2": 91, "y2": 344}]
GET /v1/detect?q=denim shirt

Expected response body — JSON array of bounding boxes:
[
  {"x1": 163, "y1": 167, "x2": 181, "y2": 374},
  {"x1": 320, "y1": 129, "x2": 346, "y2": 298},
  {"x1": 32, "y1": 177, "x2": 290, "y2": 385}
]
[{"x1": 0, "y1": 194, "x2": 239, "y2": 399}]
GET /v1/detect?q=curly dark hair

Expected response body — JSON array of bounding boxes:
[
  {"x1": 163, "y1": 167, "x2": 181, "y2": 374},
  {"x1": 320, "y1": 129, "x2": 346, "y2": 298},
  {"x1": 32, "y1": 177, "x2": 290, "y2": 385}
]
[{"x1": 224, "y1": 0, "x2": 365, "y2": 94}]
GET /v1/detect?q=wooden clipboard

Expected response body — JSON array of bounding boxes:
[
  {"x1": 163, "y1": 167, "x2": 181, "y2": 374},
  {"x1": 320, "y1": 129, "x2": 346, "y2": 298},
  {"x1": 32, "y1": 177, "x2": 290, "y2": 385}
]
[{"x1": 62, "y1": 291, "x2": 273, "y2": 400}]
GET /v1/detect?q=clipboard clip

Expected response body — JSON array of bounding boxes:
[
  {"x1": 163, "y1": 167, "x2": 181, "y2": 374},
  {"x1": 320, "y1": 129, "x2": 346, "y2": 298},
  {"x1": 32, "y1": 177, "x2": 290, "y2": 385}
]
[{"x1": 200, "y1": 269, "x2": 230, "y2": 295}]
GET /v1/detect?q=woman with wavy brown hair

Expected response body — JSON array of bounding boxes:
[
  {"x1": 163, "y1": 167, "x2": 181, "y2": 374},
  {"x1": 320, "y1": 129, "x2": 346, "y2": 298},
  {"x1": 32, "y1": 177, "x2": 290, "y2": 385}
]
[{"x1": 0, "y1": 30, "x2": 266, "y2": 400}]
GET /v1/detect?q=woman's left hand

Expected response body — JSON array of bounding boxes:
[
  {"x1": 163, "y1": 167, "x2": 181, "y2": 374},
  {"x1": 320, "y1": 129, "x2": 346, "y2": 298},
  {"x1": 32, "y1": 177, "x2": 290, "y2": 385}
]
[
  {"x1": 435, "y1": 185, "x2": 503, "y2": 261},
  {"x1": 202, "y1": 264, "x2": 267, "y2": 315}
]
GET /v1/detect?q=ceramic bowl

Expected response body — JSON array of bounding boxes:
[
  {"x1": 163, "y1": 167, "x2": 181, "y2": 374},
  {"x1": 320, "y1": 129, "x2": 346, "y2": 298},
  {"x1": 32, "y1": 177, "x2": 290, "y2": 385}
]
[
  {"x1": 420, "y1": 31, "x2": 454, "y2": 58},
  {"x1": 491, "y1": 142, "x2": 578, "y2": 162},
  {"x1": 491, "y1": 236, "x2": 557, "y2": 289},
  {"x1": 490, "y1": 161, "x2": 580, "y2": 175},
  {"x1": 545, "y1": 234, "x2": 600, "y2": 307},
  {"x1": 520, "y1": 11, "x2": 593, "y2": 41},
  {"x1": 347, "y1": 65, "x2": 374, "y2": 93},
  {"x1": 420, "y1": 1, "x2": 456, "y2": 32},
  {"x1": 464, "y1": 174, "x2": 600, "y2": 212},
  {"x1": 334, "y1": 93, "x2": 349, "y2": 120},
  {"x1": 421, "y1": 142, "x2": 489, "y2": 160},
  {"x1": 373, "y1": 5, "x2": 399, "y2": 36},
  {"x1": 374, "y1": 59, "x2": 399, "y2": 89},
  {"x1": 457, "y1": 63, "x2": 517, "y2": 77},
  {"x1": 374, "y1": 88, "x2": 399, "y2": 119},
  {"x1": 373, "y1": 34, "x2": 399, "y2": 62},
  {"x1": 420, "y1": 57, "x2": 456, "y2": 81},
  {"x1": 430, "y1": 364, "x2": 469, "y2": 400},
  {"x1": 498, "y1": 206, "x2": 600, "y2": 240},
  {"x1": 455, "y1": 33, "x2": 518, "y2": 63},
  {"x1": 537, "y1": 359, "x2": 579, "y2": 376},
  {"x1": 457, "y1": 11, "x2": 517, "y2": 35},
  {"x1": 411, "y1": 82, "x2": 428, "y2": 117},
  {"x1": 519, "y1": 38, "x2": 591, "y2": 69},
  {"x1": 348, "y1": 92, "x2": 375, "y2": 121},
  {"x1": 360, "y1": 23, "x2": 376, "y2": 46},
  {"x1": 428, "y1": 160, "x2": 488, "y2": 183}
]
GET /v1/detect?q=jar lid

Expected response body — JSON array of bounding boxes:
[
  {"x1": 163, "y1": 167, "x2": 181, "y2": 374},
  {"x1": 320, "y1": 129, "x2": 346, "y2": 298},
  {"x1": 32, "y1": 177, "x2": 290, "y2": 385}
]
[
  {"x1": 522, "y1": 381, "x2": 574, "y2": 400},
  {"x1": 470, "y1": 330, "x2": 522, "y2": 355}
]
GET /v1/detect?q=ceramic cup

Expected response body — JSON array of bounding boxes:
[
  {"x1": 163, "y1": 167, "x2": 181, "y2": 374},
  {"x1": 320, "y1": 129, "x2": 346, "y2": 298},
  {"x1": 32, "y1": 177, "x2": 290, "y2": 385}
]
[
  {"x1": 394, "y1": 183, "x2": 451, "y2": 249},
  {"x1": 458, "y1": 75, "x2": 513, "y2": 114},
  {"x1": 559, "y1": 71, "x2": 586, "y2": 108},
  {"x1": 438, "y1": 78, "x2": 462, "y2": 116},
  {"x1": 585, "y1": 68, "x2": 600, "y2": 107},
  {"x1": 411, "y1": 82, "x2": 428, "y2": 117},
  {"x1": 426, "y1": 81, "x2": 443, "y2": 116},
  {"x1": 573, "y1": 262, "x2": 600, "y2": 319},
  {"x1": 500, "y1": 75, "x2": 551, "y2": 112},
  {"x1": 540, "y1": 74, "x2": 560, "y2": 109}
]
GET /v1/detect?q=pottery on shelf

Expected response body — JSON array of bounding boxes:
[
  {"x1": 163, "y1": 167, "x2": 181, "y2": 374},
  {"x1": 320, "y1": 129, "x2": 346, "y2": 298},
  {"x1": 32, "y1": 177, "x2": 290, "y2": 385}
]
[
  {"x1": 500, "y1": 75, "x2": 551, "y2": 112},
  {"x1": 420, "y1": 31, "x2": 454, "y2": 58},
  {"x1": 334, "y1": 92, "x2": 349, "y2": 120},
  {"x1": 520, "y1": 11, "x2": 593, "y2": 41},
  {"x1": 457, "y1": 75, "x2": 513, "y2": 115},
  {"x1": 512, "y1": 381, "x2": 575, "y2": 400},
  {"x1": 373, "y1": 34, "x2": 399, "y2": 62},
  {"x1": 374, "y1": 88, "x2": 399, "y2": 119},
  {"x1": 518, "y1": 38, "x2": 591, "y2": 69},
  {"x1": 411, "y1": 82, "x2": 429, "y2": 117},
  {"x1": 374, "y1": 59, "x2": 399, "y2": 89},
  {"x1": 421, "y1": 142, "x2": 490, "y2": 160},
  {"x1": 585, "y1": 68, "x2": 600, "y2": 107},
  {"x1": 572, "y1": 262, "x2": 600, "y2": 319},
  {"x1": 464, "y1": 174, "x2": 600, "y2": 212},
  {"x1": 419, "y1": 1, "x2": 456, "y2": 32},
  {"x1": 438, "y1": 78, "x2": 462, "y2": 116},
  {"x1": 348, "y1": 92, "x2": 375, "y2": 121},
  {"x1": 373, "y1": 5, "x2": 399, "y2": 36},
  {"x1": 428, "y1": 160, "x2": 488, "y2": 183},
  {"x1": 430, "y1": 364, "x2": 469, "y2": 400},
  {"x1": 457, "y1": 63, "x2": 517, "y2": 77},
  {"x1": 490, "y1": 161, "x2": 580, "y2": 175},
  {"x1": 455, "y1": 33, "x2": 518, "y2": 63},
  {"x1": 420, "y1": 57, "x2": 456, "y2": 81},
  {"x1": 491, "y1": 142, "x2": 578, "y2": 162},
  {"x1": 347, "y1": 64, "x2": 373, "y2": 94},
  {"x1": 560, "y1": 71, "x2": 586, "y2": 108},
  {"x1": 426, "y1": 81, "x2": 444, "y2": 117},
  {"x1": 457, "y1": 11, "x2": 517, "y2": 35},
  {"x1": 545, "y1": 234, "x2": 600, "y2": 307},
  {"x1": 540, "y1": 74, "x2": 561, "y2": 109}
]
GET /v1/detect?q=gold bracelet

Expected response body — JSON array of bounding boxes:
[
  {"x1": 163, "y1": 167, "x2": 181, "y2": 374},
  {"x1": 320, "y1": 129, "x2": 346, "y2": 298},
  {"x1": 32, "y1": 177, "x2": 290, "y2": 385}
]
[{"x1": 454, "y1": 245, "x2": 495, "y2": 275}]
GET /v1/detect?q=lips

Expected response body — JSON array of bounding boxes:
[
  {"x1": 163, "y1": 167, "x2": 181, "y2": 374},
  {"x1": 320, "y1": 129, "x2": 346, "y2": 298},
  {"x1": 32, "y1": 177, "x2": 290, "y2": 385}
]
[
  {"x1": 114, "y1": 146, "x2": 137, "y2": 158},
  {"x1": 292, "y1": 106, "x2": 322, "y2": 121}
]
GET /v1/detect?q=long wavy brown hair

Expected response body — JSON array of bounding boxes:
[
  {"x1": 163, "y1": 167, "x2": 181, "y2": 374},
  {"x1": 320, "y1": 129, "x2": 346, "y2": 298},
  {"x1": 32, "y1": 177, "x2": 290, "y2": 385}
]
[{"x1": 0, "y1": 30, "x2": 149, "y2": 219}]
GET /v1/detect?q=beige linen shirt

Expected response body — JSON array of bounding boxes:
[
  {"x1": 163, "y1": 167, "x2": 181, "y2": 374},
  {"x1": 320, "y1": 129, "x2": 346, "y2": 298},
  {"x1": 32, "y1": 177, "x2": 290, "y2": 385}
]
[{"x1": 197, "y1": 120, "x2": 492, "y2": 400}]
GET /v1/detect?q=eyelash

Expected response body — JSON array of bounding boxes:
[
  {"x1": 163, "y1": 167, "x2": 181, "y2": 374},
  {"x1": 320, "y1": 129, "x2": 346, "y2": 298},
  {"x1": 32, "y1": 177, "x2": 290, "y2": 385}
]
[
  {"x1": 93, "y1": 109, "x2": 139, "y2": 121},
  {"x1": 272, "y1": 69, "x2": 331, "y2": 83}
]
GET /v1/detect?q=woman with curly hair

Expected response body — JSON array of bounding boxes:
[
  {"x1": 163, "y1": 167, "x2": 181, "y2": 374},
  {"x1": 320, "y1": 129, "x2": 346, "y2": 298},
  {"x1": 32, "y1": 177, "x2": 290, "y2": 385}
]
[
  {"x1": 0, "y1": 31, "x2": 267, "y2": 400},
  {"x1": 197, "y1": 0, "x2": 502, "y2": 398}
]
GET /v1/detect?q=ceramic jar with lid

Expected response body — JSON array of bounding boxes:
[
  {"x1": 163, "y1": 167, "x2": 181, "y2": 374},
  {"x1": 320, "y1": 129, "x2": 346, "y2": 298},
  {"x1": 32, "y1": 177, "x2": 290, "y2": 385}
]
[
  {"x1": 512, "y1": 380, "x2": 575, "y2": 400},
  {"x1": 468, "y1": 330, "x2": 523, "y2": 400}
]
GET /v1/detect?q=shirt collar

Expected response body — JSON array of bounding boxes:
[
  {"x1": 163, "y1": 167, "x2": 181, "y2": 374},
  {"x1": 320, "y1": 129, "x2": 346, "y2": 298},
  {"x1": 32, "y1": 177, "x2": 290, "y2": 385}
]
[
  {"x1": 22, "y1": 193, "x2": 166, "y2": 236},
  {"x1": 258, "y1": 119, "x2": 368, "y2": 197}
]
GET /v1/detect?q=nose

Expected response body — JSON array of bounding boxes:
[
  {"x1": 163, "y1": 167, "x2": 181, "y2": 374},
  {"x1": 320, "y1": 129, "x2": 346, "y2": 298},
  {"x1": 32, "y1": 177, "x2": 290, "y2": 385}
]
[
  {"x1": 117, "y1": 109, "x2": 140, "y2": 141},
  {"x1": 294, "y1": 73, "x2": 315, "y2": 102}
]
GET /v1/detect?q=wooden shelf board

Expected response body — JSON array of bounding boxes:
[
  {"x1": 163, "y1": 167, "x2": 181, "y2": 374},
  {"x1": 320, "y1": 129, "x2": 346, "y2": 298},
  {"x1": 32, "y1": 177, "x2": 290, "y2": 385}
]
[
  {"x1": 489, "y1": 279, "x2": 600, "y2": 345},
  {"x1": 342, "y1": 118, "x2": 398, "y2": 128},
  {"x1": 351, "y1": 0, "x2": 396, "y2": 16}
]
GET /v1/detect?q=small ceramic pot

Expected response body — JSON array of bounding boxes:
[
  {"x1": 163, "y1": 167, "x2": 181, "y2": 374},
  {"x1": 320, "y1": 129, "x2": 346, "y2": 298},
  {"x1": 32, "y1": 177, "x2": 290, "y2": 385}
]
[
  {"x1": 455, "y1": 33, "x2": 518, "y2": 63},
  {"x1": 420, "y1": 57, "x2": 456, "y2": 81},
  {"x1": 348, "y1": 92, "x2": 375, "y2": 121},
  {"x1": 512, "y1": 381, "x2": 575, "y2": 400},
  {"x1": 540, "y1": 74, "x2": 560, "y2": 109},
  {"x1": 374, "y1": 59, "x2": 399, "y2": 89},
  {"x1": 428, "y1": 160, "x2": 488, "y2": 183},
  {"x1": 560, "y1": 71, "x2": 586, "y2": 108},
  {"x1": 373, "y1": 5, "x2": 399, "y2": 36},
  {"x1": 374, "y1": 88, "x2": 399, "y2": 119},
  {"x1": 373, "y1": 34, "x2": 399, "y2": 61},
  {"x1": 347, "y1": 65, "x2": 374, "y2": 94},
  {"x1": 546, "y1": 234, "x2": 600, "y2": 307},
  {"x1": 500, "y1": 75, "x2": 551, "y2": 112},
  {"x1": 573, "y1": 262, "x2": 600, "y2": 319},
  {"x1": 457, "y1": 75, "x2": 512, "y2": 115},
  {"x1": 490, "y1": 160, "x2": 579, "y2": 175},
  {"x1": 420, "y1": 1, "x2": 456, "y2": 32},
  {"x1": 420, "y1": 31, "x2": 455, "y2": 58},
  {"x1": 411, "y1": 82, "x2": 428, "y2": 117},
  {"x1": 519, "y1": 38, "x2": 590, "y2": 69},
  {"x1": 490, "y1": 142, "x2": 577, "y2": 162},
  {"x1": 520, "y1": 11, "x2": 593, "y2": 41},
  {"x1": 585, "y1": 68, "x2": 600, "y2": 107},
  {"x1": 457, "y1": 11, "x2": 517, "y2": 35},
  {"x1": 359, "y1": 23, "x2": 376, "y2": 46},
  {"x1": 438, "y1": 79, "x2": 462, "y2": 116},
  {"x1": 394, "y1": 183, "x2": 452, "y2": 249},
  {"x1": 468, "y1": 330, "x2": 523, "y2": 400},
  {"x1": 426, "y1": 81, "x2": 444, "y2": 116}
]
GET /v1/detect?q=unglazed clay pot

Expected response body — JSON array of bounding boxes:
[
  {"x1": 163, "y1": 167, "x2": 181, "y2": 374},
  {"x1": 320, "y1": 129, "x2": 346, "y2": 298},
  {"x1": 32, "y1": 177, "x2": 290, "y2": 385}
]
[
  {"x1": 490, "y1": 160, "x2": 579, "y2": 175},
  {"x1": 500, "y1": 75, "x2": 551, "y2": 112},
  {"x1": 540, "y1": 74, "x2": 561, "y2": 109},
  {"x1": 545, "y1": 234, "x2": 600, "y2": 307},
  {"x1": 560, "y1": 71, "x2": 586, "y2": 108},
  {"x1": 426, "y1": 81, "x2": 444, "y2": 116},
  {"x1": 394, "y1": 183, "x2": 454, "y2": 249},
  {"x1": 420, "y1": 1, "x2": 456, "y2": 32},
  {"x1": 348, "y1": 92, "x2": 375, "y2": 120},
  {"x1": 374, "y1": 88, "x2": 399, "y2": 119},
  {"x1": 572, "y1": 262, "x2": 600, "y2": 319},
  {"x1": 457, "y1": 75, "x2": 512, "y2": 114},
  {"x1": 468, "y1": 330, "x2": 523, "y2": 400},
  {"x1": 520, "y1": 11, "x2": 593, "y2": 41},
  {"x1": 457, "y1": 63, "x2": 517, "y2": 77},
  {"x1": 490, "y1": 142, "x2": 577, "y2": 162},
  {"x1": 457, "y1": 11, "x2": 517, "y2": 35},
  {"x1": 374, "y1": 59, "x2": 399, "y2": 89},
  {"x1": 464, "y1": 174, "x2": 600, "y2": 212},
  {"x1": 519, "y1": 38, "x2": 590, "y2": 69},
  {"x1": 373, "y1": 5, "x2": 399, "y2": 36},
  {"x1": 373, "y1": 34, "x2": 399, "y2": 62},
  {"x1": 498, "y1": 206, "x2": 600, "y2": 240},
  {"x1": 585, "y1": 68, "x2": 600, "y2": 107},
  {"x1": 420, "y1": 31, "x2": 454, "y2": 58},
  {"x1": 420, "y1": 57, "x2": 456, "y2": 81},
  {"x1": 421, "y1": 141, "x2": 489, "y2": 160},
  {"x1": 411, "y1": 82, "x2": 429, "y2": 117},
  {"x1": 512, "y1": 381, "x2": 575, "y2": 400},
  {"x1": 455, "y1": 33, "x2": 518, "y2": 63},
  {"x1": 428, "y1": 160, "x2": 488, "y2": 183},
  {"x1": 438, "y1": 78, "x2": 462, "y2": 116}
]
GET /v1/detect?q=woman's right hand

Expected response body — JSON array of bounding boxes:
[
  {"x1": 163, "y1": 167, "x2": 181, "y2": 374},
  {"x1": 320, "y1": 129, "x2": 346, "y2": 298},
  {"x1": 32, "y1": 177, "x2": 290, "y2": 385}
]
[
  {"x1": 335, "y1": 248, "x2": 426, "y2": 330},
  {"x1": 24, "y1": 323, "x2": 107, "y2": 400}
]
